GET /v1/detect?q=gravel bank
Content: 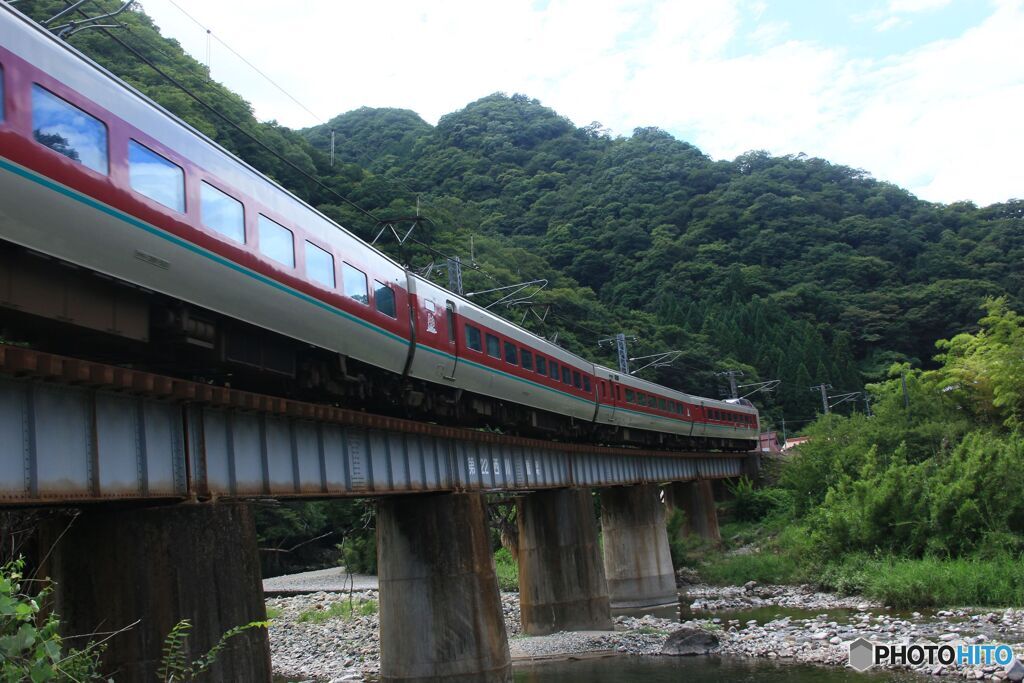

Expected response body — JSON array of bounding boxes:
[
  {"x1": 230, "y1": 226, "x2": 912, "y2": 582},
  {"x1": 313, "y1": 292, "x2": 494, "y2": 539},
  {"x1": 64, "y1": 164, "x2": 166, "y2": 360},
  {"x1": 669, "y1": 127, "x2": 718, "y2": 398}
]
[
  {"x1": 266, "y1": 584, "x2": 1024, "y2": 682},
  {"x1": 263, "y1": 567, "x2": 378, "y2": 596}
]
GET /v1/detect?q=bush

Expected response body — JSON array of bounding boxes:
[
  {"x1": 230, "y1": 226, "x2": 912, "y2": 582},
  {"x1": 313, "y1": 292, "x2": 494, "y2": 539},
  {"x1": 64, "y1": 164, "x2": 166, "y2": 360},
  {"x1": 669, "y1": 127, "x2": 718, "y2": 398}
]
[
  {"x1": 726, "y1": 477, "x2": 793, "y2": 522},
  {"x1": 493, "y1": 548, "x2": 519, "y2": 592},
  {"x1": 0, "y1": 558, "x2": 105, "y2": 682}
]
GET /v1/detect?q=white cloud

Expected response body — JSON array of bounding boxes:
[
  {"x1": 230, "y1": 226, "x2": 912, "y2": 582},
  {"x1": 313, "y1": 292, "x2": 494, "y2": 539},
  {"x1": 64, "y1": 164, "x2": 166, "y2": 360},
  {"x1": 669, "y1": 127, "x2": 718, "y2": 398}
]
[
  {"x1": 137, "y1": 0, "x2": 1022, "y2": 205},
  {"x1": 875, "y1": 15, "x2": 905, "y2": 31},
  {"x1": 888, "y1": 0, "x2": 953, "y2": 13}
]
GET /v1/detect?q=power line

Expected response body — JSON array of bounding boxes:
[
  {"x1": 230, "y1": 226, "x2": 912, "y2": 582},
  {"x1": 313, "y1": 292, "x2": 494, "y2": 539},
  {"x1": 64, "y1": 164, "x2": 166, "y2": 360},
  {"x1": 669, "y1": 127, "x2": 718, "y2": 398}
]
[
  {"x1": 74, "y1": 13, "x2": 382, "y2": 227},
  {"x1": 162, "y1": 0, "x2": 327, "y2": 125},
  {"x1": 159, "y1": 0, "x2": 434, "y2": 209}
]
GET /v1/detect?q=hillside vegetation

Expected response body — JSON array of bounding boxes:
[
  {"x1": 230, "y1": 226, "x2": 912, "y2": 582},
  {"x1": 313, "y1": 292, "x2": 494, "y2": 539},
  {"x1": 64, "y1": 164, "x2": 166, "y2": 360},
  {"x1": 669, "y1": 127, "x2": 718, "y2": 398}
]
[{"x1": 700, "y1": 301, "x2": 1024, "y2": 607}]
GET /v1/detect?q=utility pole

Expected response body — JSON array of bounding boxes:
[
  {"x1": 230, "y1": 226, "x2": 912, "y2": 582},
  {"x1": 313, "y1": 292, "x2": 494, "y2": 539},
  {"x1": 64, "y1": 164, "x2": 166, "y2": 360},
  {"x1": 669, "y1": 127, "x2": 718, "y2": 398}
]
[
  {"x1": 716, "y1": 369, "x2": 743, "y2": 399},
  {"x1": 780, "y1": 415, "x2": 787, "y2": 443},
  {"x1": 597, "y1": 333, "x2": 639, "y2": 375},
  {"x1": 614, "y1": 333, "x2": 629, "y2": 375},
  {"x1": 447, "y1": 256, "x2": 463, "y2": 295},
  {"x1": 330, "y1": 130, "x2": 335, "y2": 167},
  {"x1": 810, "y1": 383, "x2": 832, "y2": 414},
  {"x1": 863, "y1": 392, "x2": 873, "y2": 417}
]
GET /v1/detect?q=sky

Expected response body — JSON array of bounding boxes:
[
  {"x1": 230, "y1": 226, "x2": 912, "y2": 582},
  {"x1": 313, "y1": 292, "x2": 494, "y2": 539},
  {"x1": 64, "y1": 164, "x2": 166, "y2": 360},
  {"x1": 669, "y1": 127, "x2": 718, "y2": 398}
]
[{"x1": 136, "y1": 0, "x2": 1023, "y2": 206}]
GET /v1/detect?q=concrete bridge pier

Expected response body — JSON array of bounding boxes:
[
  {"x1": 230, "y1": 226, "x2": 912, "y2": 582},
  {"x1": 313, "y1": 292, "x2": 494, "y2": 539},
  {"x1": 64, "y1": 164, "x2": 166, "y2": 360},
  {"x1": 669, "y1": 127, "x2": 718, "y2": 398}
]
[
  {"x1": 600, "y1": 484, "x2": 677, "y2": 608},
  {"x1": 39, "y1": 503, "x2": 271, "y2": 683},
  {"x1": 669, "y1": 479, "x2": 721, "y2": 542},
  {"x1": 377, "y1": 492, "x2": 511, "y2": 682},
  {"x1": 516, "y1": 488, "x2": 612, "y2": 635}
]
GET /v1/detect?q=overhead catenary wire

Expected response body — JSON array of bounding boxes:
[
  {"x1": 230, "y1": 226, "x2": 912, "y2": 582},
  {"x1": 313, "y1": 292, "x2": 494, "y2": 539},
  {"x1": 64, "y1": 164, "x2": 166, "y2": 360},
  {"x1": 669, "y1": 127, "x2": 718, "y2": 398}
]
[
  {"x1": 75, "y1": 12, "x2": 382, "y2": 227},
  {"x1": 158, "y1": 0, "x2": 436, "y2": 211},
  {"x1": 162, "y1": 0, "x2": 327, "y2": 126}
]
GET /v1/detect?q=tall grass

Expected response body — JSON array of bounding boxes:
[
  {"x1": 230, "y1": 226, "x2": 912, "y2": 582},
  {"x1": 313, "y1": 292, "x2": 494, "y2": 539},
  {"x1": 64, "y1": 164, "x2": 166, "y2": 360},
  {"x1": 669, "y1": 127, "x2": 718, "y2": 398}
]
[
  {"x1": 821, "y1": 554, "x2": 1024, "y2": 608},
  {"x1": 699, "y1": 552, "x2": 803, "y2": 585}
]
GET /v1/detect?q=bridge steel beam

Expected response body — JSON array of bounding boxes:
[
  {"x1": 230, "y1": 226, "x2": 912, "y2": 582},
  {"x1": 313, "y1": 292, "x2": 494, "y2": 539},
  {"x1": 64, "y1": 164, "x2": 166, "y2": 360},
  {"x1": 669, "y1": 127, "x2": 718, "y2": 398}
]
[
  {"x1": 516, "y1": 488, "x2": 612, "y2": 635},
  {"x1": 668, "y1": 479, "x2": 722, "y2": 543},
  {"x1": 38, "y1": 502, "x2": 270, "y2": 683},
  {"x1": 600, "y1": 484, "x2": 677, "y2": 609},
  {"x1": 0, "y1": 347, "x2": 747, "y2": 505},
  {"x1": 377, "y1": 492, "x2": 511, "y2": 682}
]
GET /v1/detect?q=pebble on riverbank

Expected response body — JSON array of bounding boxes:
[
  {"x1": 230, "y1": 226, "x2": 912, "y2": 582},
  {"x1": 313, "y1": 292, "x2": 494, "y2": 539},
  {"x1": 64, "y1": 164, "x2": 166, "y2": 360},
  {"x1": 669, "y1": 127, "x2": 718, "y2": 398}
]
[{"x1": 266, "y1": 584, "x2": 1024, "y2": 682}]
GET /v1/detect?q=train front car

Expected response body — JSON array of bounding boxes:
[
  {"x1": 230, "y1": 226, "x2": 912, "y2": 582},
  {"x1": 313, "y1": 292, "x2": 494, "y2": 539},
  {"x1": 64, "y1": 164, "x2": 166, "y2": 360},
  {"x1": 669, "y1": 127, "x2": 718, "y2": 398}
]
[{"x1": 0, "y1": 5, "x2": 414, "y2": 391}]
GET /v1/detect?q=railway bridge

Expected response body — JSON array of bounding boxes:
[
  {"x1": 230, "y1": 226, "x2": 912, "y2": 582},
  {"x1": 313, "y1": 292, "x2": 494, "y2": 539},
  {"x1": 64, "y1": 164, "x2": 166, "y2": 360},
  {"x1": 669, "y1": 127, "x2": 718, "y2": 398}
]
[{"x1": 0, "y1": 345, "x2": 756, "y2": 682}]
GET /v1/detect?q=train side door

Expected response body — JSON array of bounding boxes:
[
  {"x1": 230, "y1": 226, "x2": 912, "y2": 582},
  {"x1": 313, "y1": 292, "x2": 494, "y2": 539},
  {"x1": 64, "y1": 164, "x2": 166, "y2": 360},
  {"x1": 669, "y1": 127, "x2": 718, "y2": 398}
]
[
  {"x1": 606, "y1": 379, "x2": 619, "y2": 422},
  {"x1": 441, "y1": 300, "x2": 459, "y2": 380}
]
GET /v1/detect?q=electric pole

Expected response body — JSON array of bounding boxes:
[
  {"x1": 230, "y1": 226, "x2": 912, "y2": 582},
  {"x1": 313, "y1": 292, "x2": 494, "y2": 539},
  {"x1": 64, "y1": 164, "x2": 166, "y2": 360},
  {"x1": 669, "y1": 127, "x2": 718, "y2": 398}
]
[
  {"x1": 598, "y1": 333, "x2": 636, "y2": 375},
  {"x1": 447, "y1": 256, "x2": 463, "y2": 295},
  {"x1": 716, "y1": 369, "x2": 743, "y2": 399},
  {"x1": 863, "y1": 392, "x2": 872, "y2": 417},
  {"x1": 810, "y1": 383, "x2": 832, "y2": 414}
]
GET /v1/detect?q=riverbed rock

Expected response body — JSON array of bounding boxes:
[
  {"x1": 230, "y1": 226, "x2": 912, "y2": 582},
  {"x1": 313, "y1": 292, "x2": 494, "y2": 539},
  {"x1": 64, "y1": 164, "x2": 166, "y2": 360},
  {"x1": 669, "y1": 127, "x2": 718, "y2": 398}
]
[
  {"x1": 661, "y1": 627, "x2": 720, "y2": 656},
  {"x1": 1005, "y1": 658, "x2": 1024, "y2": 682}
]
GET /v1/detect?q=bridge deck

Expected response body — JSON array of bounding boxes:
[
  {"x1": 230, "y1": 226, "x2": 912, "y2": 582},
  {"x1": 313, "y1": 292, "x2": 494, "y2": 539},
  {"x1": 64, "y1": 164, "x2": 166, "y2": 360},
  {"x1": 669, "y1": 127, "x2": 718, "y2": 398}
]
[{"x1": 0, "y1": 346, "x2": 746, "y2": 506}]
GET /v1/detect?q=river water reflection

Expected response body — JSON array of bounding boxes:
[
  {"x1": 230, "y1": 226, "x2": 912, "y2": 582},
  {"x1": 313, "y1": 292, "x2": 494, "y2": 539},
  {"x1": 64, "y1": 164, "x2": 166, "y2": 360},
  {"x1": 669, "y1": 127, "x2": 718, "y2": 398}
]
[{"x1": 513, "y1": 655, "x2": 920, "y2": 682}]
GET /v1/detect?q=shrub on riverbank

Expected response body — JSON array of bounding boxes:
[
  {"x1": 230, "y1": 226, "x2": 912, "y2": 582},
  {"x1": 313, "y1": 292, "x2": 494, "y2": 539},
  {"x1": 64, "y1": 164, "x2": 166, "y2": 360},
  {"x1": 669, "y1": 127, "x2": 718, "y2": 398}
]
[{"x1": 695, "y1": 301, "x2": 1024, "y2": 609}]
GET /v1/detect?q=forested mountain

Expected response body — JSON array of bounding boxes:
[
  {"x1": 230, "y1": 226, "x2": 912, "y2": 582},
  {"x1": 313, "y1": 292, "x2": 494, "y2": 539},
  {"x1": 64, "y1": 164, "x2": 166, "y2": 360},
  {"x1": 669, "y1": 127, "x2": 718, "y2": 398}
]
[
  {"x1": 303, "y1": 95, "x2": 1023, "y2": 424},
  {"x1": 17, "y1": 1, "x2": 1024, "y2": 427}
]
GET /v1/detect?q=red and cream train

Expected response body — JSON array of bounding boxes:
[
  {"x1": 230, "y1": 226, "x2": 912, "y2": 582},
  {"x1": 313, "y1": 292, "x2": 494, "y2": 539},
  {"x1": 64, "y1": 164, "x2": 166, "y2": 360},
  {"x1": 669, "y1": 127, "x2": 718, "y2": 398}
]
[{"x1": 0, "y1": 5, "x2": 758, "y2": 450}]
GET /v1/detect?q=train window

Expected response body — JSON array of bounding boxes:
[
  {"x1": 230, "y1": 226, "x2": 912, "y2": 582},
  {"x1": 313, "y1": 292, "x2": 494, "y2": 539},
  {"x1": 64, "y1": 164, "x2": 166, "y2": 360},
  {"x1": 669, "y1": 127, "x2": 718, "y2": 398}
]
[
  {"x1": 129, "y1": 140, "x2": 184, "y2": 212},
  {"x1": 485, "y1": 334, "x2": 500, "y2": 358},
  {"x1": 374, "y1": 281, "x2": 396, "y2": 318},
  {"x1": 32, "y1": 84, "x2": 108, "y2": 175},
  {"x1": 549, "y1": 361, "x2": 559, "y2": 380},
  {"x1": 0, "y1": 65, "x2": 4, "y2": 121},
  {"x1": 520, "y1": 349, "x2": 533, "y2": 371},
  {"x1": 561, "y1": 366, "x2": 572, "y2": 385},
  {"x1": 200, "y1": 182, "x2": 245, "y2": 243},
  {"x1": 504, "y1": 341, "x2": 518, "y2": 365},
  {"x1": 659, "y1": 398, "x2": 667, "y2": 411},
  {"x1": 465, "y1": 325, "x2": 482, "y2": 352},
  {"x1": 535, "y1": 356, "x2": 547, "y2": 376},
  {"x1": 583, "y1": 376, "x2": 591, "y2": 393},
  {"x1": 667, "y1": 400, "x2": 675, "y2": 412},
  {"x1": 446, "y1": 302, "x2": 456, "y2": 344},
  {"x1": 342, "y1": 263, "x2": 368, "y2": 304},
  {"x1": 305, "y1": 242, "x2": 335, "y2": 288},
  {"x1": 573, "y1": 371, "x2": 582, "y2": 389},
  {"x1": 258, "y1": 214, "x2": 294, "y2": 267},
  {"x1": 625, "y1": 389, "x2": 634, "y2": 403}
]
